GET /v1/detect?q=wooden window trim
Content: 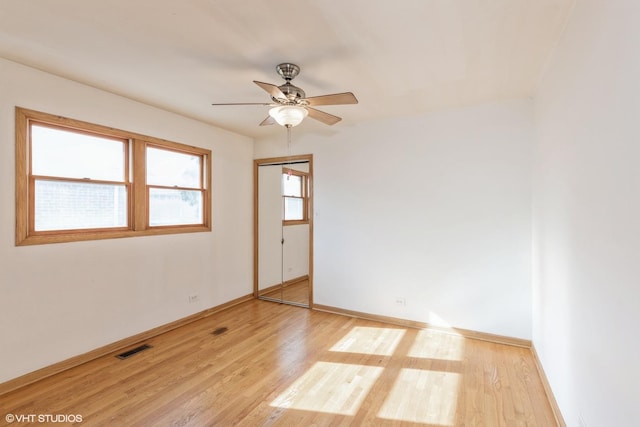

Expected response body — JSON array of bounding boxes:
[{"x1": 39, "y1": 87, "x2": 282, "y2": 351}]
[
  {"x1": 282, "y1": 168, "x2": 309, "y2": 226},
  {"x1": 15, "y1": 107, "x2": 212, "y2": 246}
]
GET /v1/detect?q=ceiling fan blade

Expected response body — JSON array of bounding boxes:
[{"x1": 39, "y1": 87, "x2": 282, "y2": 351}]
[
  {"x1": 254, "y1": 81, "x2": 286, "y2": 100},
  {"x1": 211, "y1": 102, "x2": 272, "y2": 106},
  {"x1": 305, "y1": 92, "x2": 358, "y2": 106},
  {"x1": 259, "y1": 116, "x2": 276, "y2": 126},
  {"x1": 306, "y1": 107, "x2": 342, "y2": 125}
]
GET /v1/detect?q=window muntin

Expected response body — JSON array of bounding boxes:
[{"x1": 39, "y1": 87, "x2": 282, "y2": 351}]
[
  {"x1": 15, "y1": 107, "x2": 212, "y2": 245},
  {"x1": 282, "y1": 168, "x2": 308, "y2": 224}
]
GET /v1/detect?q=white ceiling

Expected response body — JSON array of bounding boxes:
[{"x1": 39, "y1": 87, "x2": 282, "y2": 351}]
[{"x1": 0, "y1": 0, "x2": 574, "y2": 139}]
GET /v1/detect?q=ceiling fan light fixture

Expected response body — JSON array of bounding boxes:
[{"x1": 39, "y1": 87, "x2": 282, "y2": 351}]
[{"x1": 269, "y1": 105, "x2": 308, "y2": 127}]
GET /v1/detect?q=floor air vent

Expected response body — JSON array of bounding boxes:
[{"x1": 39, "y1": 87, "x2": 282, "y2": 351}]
[
  {"x1": 116, "y1": 344, "x2": 152, "y2": 359},
  {"x1": 212, "y1": 327, "x2": 228, "y2": 336}
]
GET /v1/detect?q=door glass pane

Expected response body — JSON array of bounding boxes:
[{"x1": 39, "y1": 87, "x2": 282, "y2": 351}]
[
  {"x1": 284, "y1": 197, "x2": 304, "y2": 220},
  {"x1": 147, "y1": 147, "x2": 201, "y2": 188},
  {"x1": 31, "y1": 125, "x2": 125, "y2": 181},
  {"x1": 34, "y1": 180, "x2": 127, "y2": 231},
  {"x1": 149, "y1": 188, "x2": 203, "y2": 226}
]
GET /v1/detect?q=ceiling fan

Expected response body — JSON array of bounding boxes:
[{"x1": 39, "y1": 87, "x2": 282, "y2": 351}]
[{"x1": 211, "y1": 63, "x2": 358, "y2": 128}]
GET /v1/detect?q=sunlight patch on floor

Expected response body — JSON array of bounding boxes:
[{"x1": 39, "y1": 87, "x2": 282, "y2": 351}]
[
  {"x1": 271, "y1": 361, "x2": 384, "y2": 415},
  {"x1": 329, "y1": 326, "x2": 405, "y2": 356},
  {"x1": 408, "y1": 329, "x2": 465, "y2": 361},
  {"x1": 378, "y1": 368, "x2": 460, "y2": 425}
]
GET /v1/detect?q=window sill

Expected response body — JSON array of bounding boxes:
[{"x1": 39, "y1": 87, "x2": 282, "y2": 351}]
[
  {"x1": 16, "y1": 225, "x2": 211, "y2": 246},
  {"x1": 282, "y1": 220, "x2": 309, "y2": 226}
]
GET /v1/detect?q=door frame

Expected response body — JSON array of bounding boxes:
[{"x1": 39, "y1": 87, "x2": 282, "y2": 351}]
[{"x1": 253, "y1": 154, "x2": 313, "y2": 308}]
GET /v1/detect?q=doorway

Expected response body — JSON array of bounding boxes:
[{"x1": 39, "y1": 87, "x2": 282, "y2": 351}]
[{"x1": 254, "y1": 154, "x2": 313, "y2": 308}]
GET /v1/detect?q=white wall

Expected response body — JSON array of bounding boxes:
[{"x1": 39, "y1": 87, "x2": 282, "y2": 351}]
[
  {"x1": 0, "y1": 58, "x2": 254, "y2": 383},
  {"x1": 533, "y1": 1, "x2": 640, "y2": 425},
  {"x1": 255, "y1": 99, "x2": 534, "y2": 339}
]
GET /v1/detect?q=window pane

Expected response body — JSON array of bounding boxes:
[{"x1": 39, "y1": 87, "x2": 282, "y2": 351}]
[
  {"x1": 34, "y1": 180, "x2": 127, "y2": 231},
  {"x1": 147, "y1": 147, "x2": 201, "y2": 188},
  {"x1": 284, "y1": 197, "x2": 304, "y2": 221},
  {"x1": 283, "y1": 174, "x2": 302, "y2": 197},
  {"x1": 31, "y1": 125, "x2": 125, "y2": 181},
  {"x1": 149, "y1": 188, "x2": 203, "y2": 226}
]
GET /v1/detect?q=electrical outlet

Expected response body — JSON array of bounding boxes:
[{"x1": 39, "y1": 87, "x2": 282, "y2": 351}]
[
  {"x1": 395, "y1": 297, "x2": 406, "y2": 306},
  {"x1": 188, "y1": 294, "x2": 199, "y2": 303}
]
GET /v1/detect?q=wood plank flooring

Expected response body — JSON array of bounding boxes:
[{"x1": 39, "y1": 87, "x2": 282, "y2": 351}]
[{"x1": 1, "y1": 300, "x2": 557, "y2": 426}]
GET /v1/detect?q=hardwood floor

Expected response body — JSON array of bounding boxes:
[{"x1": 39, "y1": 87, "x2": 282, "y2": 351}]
[{"x1": 1, "y1": 300, "x2": 557, "y2": 426}]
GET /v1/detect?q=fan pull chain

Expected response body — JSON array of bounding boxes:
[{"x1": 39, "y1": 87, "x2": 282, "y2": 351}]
[{"x1": 287, "y1": 125, "x2": 292, "y2": 158}]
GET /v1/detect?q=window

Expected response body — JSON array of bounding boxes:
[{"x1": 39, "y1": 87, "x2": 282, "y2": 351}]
[
  {"x1": 147, "y1": 146, "x2": 204, "y2": 227},
  {"x1": 31, "y1": 124, "x2": 129, "y2": 232},
  {"x1": 15, "y1": 107, "x2": 211, "y2": 245},
  {"x1": 282, "y1": 168, "x2": 308, "y2": 225}
]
